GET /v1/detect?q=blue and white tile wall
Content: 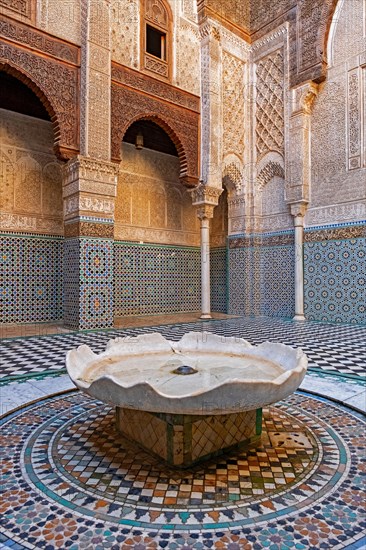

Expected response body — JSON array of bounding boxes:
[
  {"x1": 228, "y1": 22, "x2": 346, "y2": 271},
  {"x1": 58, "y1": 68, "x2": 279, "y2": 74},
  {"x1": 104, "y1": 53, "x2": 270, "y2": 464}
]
[
  {"x1": 0, "y1": 233, "x2": 63, "y2": 324},
  {"x1": 227, "y1": 233, "x2": 295, "y2": 318},
  {"x1": 114, "y1": 242, "x2": 201, "y2": 316},
  {"x1": 304, "y1": 222, "x2": 365, "y2": 324},
  {"x1": 64, "y1": 238, "x2": 114, "y2": 330},
  {"x1": 210, "y1": 247, "x2": 227, "y2": 313}
]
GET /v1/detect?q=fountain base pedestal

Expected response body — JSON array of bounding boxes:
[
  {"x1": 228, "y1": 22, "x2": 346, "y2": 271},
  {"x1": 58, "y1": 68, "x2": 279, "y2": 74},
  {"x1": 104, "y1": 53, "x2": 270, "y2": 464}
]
[{"x1": 116, "y1": 407, "x2": 262, "y2": 467}]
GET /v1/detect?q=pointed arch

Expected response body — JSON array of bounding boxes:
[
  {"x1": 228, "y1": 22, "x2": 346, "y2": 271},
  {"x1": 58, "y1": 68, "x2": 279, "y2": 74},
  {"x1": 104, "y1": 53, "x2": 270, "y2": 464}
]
[
  {"x1": 0, "y1": 47, "x2": 79, "y2": 159},
  {"x1": 117, "y1": 113, "x2": 192, "y2": 186},
  {"x1": 0, "y1": 62, "x2": 61, "y2": 148}
]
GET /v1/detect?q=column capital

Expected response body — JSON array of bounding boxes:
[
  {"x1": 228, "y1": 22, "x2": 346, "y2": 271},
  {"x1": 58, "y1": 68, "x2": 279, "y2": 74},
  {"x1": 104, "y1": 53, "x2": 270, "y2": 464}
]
[
  {"x1": 290, "y1": 81, "x2": 319, "y2": 116},
  {"x1": 190, "y1": 184, "x2": 222, "y2": 206},
  {"x1": 196, "y1": 204, "x2": 216, "y2": 220},
  {"x1": 289, "y1": 201, "x2": 308, "y2": 219}
]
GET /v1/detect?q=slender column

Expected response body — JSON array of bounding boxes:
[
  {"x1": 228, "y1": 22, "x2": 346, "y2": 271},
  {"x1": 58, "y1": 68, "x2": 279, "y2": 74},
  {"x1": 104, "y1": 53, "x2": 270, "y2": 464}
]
[
  {"x1": 291, "y1": 202, "x2": 307, "y2": 321},
  {"x1": 190, "y1": 185, "x2": 222, "y2": 319},
  {"x1": 199, "y1": 213, "x2": 212, "y2": 318}
]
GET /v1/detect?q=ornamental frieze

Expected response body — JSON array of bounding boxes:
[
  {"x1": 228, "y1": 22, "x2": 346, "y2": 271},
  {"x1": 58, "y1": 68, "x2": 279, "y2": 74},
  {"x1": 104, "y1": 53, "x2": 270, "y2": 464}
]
[
  {"x1": 0, "y1": 15, "x2": 80, "y2": 65},
  {"x1": 64, "y1": 221, "x2": 114, "y2": 239},
  {"x1": 111, "y1": 63, "x2": 200, "y2": 113},
  {"x1": 304, "y1": 224, "x2": 366, "y2": 243},
  {"x1": 229, "y1": 232, "x2": 295, "y2": 248}
]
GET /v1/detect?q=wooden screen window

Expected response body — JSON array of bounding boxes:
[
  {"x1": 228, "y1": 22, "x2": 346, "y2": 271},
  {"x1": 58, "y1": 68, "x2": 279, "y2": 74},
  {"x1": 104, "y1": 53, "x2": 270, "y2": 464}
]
[{"x1": 142, "y1": 0, "x2": 172, "y2": 81}]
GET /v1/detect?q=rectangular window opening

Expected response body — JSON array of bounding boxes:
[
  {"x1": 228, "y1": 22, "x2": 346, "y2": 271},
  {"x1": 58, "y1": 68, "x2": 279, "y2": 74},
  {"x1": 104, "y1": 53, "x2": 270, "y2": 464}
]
[{"x1": 146, "y1": 24, "x2": 166, "y2": 60}]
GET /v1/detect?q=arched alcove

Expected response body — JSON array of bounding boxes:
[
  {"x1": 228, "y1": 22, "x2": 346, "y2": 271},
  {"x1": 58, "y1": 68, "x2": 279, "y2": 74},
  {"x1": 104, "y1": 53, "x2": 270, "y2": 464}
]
[
  {"x1": 0, "y1": 70, "x2": 64, "y2": 324},
  {"x1": 114, "y1": 118, "x2": 200, "y2": 317}
]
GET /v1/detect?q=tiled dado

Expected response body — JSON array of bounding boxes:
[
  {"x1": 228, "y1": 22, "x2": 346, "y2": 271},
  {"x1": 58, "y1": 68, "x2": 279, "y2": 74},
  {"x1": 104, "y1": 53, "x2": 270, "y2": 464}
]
[
  {"x1": 114, "y1": 242, "x2": 202, "y2": 316},
  {"x1": 0, "y1": 233, "x2": 63, "y2": 324},
  {"x1": 228, "y1": 232, "x2": 295, "y2": 319},
  {"x1": 64, "y1": 237, "x2": 114, "y2": 330},
  {"x1": 304, "y1": 222, "x2": 366, "y2": 324},
  {"x1": 211, "y1": 247, "x2": 227, "y2": 313}
]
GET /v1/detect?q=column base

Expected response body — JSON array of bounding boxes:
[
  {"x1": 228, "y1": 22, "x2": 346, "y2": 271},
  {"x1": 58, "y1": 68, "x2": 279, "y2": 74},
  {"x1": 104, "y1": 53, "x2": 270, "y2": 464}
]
[
  {"x1": 200, "y1": 313, "x2": 212, "y2": 319},
  {"x1": 293, "y1": 314, "x2": 306, "y2": 321}
]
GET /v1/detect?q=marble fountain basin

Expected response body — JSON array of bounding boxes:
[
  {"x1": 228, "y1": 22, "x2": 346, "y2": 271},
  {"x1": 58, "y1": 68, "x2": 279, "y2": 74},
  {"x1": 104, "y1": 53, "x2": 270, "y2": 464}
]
[{"x1": 66, "y1": 332, "x2": 308, "y2": 467}]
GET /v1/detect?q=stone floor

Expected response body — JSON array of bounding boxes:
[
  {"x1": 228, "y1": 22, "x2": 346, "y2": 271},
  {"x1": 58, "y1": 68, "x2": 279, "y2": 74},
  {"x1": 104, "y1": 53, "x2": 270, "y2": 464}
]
[{"x1": 0, "y1": 316, "x2": 365, "y2": 549}]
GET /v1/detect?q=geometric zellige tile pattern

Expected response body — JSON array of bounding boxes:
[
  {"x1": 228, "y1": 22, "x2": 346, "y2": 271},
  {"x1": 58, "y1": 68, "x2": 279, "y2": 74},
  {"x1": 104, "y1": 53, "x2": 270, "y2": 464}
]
[
  {"x1": 260, "y1": 245, "x2": 295, "y2": 318},
  {"x1": 304, "y1": 237, "x2": 366, "y2": 324},
  {"x1": 210, "y1": 247, "x2": 227, "y2": 313},
  {"x1": 191, "y1": 409, "x2": 257, "y2": 460},
  {"x1": 64, "y1": 237, "x2": 114, "y2": 330},
  {"x1": 114, "y1": 242, "x2": 201, "y2": 316},
  {"x1": 0, "y1": 234, "x2": 63, "y2": 324},
  {"x1": 228, "y1": 244, "x2": 295, "y2": 319}
]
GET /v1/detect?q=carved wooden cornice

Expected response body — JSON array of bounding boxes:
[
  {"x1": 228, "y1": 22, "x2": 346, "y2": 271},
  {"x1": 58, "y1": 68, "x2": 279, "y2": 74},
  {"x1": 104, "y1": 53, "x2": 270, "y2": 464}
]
[
  {"x1": 111, "y1": 63, "x2": 200, "y2": 113},
  {"x1": 0, "y1": 14, "x2": 80, "y2": 65},
  {"x1": 111, "y1": 71, "x2": 200, "y2": 186}
]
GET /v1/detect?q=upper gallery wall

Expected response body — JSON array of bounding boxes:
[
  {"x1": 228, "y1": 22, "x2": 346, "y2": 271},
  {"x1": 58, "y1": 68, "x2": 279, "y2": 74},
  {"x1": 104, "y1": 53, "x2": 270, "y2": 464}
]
[
  {"x1": 0, "y1": 0, "x2": 201, "y2": 97},
  {"x1": 308, "y1": 0, "x2": 366, "y2": 226}
]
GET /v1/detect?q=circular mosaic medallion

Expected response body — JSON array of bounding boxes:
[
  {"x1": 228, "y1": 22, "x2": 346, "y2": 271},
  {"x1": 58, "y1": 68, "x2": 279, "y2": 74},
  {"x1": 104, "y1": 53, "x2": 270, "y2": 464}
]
[{"x1": 0, "y1": 391, "x2": 365, "y2": 549}]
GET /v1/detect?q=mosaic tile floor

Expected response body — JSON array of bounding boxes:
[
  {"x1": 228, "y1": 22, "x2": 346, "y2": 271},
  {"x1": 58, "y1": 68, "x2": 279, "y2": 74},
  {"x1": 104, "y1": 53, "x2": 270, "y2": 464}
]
[
  {"x1": 1, "y1": 390, "x2": 365, "y2": 549},
  {"x1": 1, "y1": 316, "x2": 366, "y2": 384}
]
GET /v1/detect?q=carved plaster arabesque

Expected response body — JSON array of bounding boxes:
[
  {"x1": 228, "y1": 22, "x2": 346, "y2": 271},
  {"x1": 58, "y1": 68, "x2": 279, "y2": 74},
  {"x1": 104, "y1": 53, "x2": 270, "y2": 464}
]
[
  {"x1": 199, "y1": 19, "x2": 222, "y2": 186},
  {"x1": 0, "y1": 34, "x2": 80, "y2": 159},
  {"x1": 63, "y1": 156, "x2": 119, "y2": 230},
  {"x1": 305, "y1": 202, "x2": 366, "y2": 227},
  {"x1": 222, "y1": 51, "x2": 245, "y2": 159},
  {"x1": 80, "y1": 0, "x2": 111, "y2": 161},
  {"x1": 257, "y1": 161, "x2": 285, "y2": 190},
  {"x1": 222, "y1": 158, "x2": 243, "y2": 195},
  {"x1": 256, "y1": 48, "x2": 285, "y2": 160},
  {"x1": 176, "y1": 20, "x2": 200, "y2": 95},
  {"x1": 347, "y1": 64, "x2": 364, "y2": 171},
  {"x1": 190, "y1": 184, "x2": 222, "y2": 206}
]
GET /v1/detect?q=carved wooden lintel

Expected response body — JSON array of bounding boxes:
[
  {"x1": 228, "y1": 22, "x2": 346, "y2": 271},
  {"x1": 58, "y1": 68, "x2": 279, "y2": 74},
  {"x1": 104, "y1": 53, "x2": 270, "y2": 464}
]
[{"x1": 111, "y1": 70, "x2": 200, "y2": 185}]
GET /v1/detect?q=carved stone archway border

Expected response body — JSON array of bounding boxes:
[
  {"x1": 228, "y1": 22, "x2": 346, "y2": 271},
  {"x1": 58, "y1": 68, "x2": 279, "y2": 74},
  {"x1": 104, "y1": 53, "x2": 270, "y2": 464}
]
[
  {"x1": 111, "y1": 64, "x2": 200, "y2": 187},
  {"x1": 0, "y1": 46, "x2": 79, "y2": 160}
]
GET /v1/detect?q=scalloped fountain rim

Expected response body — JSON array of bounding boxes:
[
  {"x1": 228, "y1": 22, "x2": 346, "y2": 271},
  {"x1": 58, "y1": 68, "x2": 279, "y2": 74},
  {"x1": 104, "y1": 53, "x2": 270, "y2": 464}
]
[{"x1": 66, "y1": 332, "x2": 308, "y2": 415}]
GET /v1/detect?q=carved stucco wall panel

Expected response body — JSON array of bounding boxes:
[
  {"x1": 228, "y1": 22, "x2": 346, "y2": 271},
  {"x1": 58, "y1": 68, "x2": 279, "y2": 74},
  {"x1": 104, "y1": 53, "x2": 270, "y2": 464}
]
[
  {"x1": 255, "y1": 48, "x2": 285, "y2": 161},
  {"x1": 115, "y1": 143, "x2": 199, "y2": 245},
  {"x1": 222, "y1": 51, "x2": 245, "y2": 159},
  {"x1": 176, "y1": 21, "x2": 200, "y2": 95},
  {"x1": 0, "y1": 109, "x2": 63, "y2": 234},
  {"x1": 36, "y1": 0, "x2": 81, "y2": 44},
  {"x1": 111, "y1": 0, "x2": 139, "y2": 69},
  {"x1": 307, "y1": 0, "x2": 366, "y2": 227}
]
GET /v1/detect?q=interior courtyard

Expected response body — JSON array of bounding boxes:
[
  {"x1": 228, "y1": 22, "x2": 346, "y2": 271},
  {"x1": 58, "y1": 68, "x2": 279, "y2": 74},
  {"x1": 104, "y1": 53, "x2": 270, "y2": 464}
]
[{"x1": 0, "y1": 0, "x2": 365, "y2": 548}]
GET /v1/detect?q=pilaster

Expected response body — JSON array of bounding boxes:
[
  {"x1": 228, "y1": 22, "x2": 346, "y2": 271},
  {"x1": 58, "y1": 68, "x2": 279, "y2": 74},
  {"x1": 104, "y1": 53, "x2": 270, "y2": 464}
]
[
  {"x1": 199, "y1": 20, "x2": 222, "y2": 188},
  {"x1": 286, "y1": 81, "x2": 318, "y2": 204},
  {"x1": 63, "y1": 157, "x2": 118, "y2": 330}
]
